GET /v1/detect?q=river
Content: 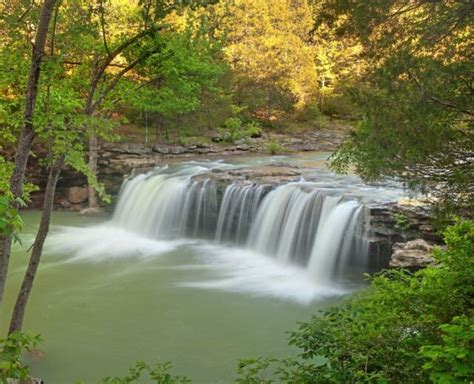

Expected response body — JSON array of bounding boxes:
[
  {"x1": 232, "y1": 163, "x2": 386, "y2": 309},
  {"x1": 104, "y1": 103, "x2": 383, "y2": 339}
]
[{"x1": 1, "y1": 154, "x2": 403, "y2": 383}]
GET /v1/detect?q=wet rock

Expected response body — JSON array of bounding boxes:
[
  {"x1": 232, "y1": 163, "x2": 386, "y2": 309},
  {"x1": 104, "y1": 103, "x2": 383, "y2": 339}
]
[
  {"x1": 170, "y1": 146, "x2": 187, "y2": 155},
  {"x1": 194, "y1": 165, "x2": 302, "y2": 186},
  {"x1": 290, "y1": 143, "x2": 315, "y2": 152},
  {"x1": 234, "y1": 144, "x2": 250, "y2": 151},
  {"x1": 109, "y1": 156, "x2": 161, "y2": 170},
  {"x1": 390, "y1": 239, "x2": 436, "y2": 268},
  {"x1": 66, "y1": 186, "x2": 88, "y2": 204},
  {"x1": 153, "y1": 144, "x2": 170, "y2": 154},
  {"x1": 79, "y1": 207, "x2": 106, "y2": 216},
  {"x1": 102, "y1": 142, "x2": 152, "y2": 156}
]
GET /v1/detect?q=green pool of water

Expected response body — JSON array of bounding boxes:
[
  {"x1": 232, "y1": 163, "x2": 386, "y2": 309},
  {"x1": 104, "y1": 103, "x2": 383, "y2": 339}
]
[{"x1": 1, "y1": 211, "x2": 341, "y2": 383}]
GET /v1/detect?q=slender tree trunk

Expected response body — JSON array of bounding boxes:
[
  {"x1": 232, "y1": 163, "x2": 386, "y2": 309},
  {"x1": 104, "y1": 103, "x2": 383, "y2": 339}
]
[
  {"x1": 87, "y1": 133, "x2": 99, "y2": 208},
  {"x1": 155, "y1": 114, "x2": 163, "y2": 145},
  {"x1": 0, "y1": 0, "x2": 57, "y2": 304},
  {"x1": 8, "y1": 155, "x2": 65, "y2": 334}
]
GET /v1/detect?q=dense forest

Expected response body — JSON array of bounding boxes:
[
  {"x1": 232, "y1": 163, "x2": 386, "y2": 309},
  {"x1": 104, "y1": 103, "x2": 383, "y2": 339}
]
[{"x1": 0, "y1": 0, "x2": 472, "y2": 383}]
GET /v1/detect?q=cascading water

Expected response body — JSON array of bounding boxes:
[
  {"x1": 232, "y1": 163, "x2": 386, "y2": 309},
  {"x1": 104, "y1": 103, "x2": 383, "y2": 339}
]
[
  {"x1": 215, "y1": 183, "x2": 266, "y2": 243},
  {"x1": 113, "y1": 164, "x2": 220, "y2": 239},
  {"x1": 109, "y1": 163, "x2": 376, "y2": 284}
]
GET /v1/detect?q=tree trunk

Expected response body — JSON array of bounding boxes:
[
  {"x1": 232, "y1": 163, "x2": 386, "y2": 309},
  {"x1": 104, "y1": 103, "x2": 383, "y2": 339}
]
[
  {"x1": 154, "y1": 114, "x2": 163, "y2": 145},
  {"x1": 0, "y1": 0, "x2": 57, "y2": 304},
  {"x1": 8, "y1": 155, "x2": 65, "y2": 335},
  {"x1": 87, "y1": 133, "x2": 99, "y2": 208}
]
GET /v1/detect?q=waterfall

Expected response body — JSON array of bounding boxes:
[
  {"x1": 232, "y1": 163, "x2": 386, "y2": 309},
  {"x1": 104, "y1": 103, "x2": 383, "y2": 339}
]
[
  {"x1": 246, "y1": 184, "x2": 326, "y2": 264},
  {"x1": 307, "y1": 200, "x2": 361, "y2": 283},
  {"x1": 215, "y1": 183, "x2": 265, "y2": 243},
  {"x1": 110, "y1": 164, "x2": 374, "y2": 283},
  {"x1": 113, "y1": 165, "x2": 219, "y2": 239}
]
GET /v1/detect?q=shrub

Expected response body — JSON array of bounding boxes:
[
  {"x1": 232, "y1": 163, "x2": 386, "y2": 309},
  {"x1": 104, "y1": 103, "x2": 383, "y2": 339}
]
[
  {"x1": 219, "y1": 117, "x2": 244, "y2": 143},
  {"x1": 244, "y1": 121, "x2": 262, "y2": 138},
  {"x1": 0, "y1": 332, "x2": 42, "y2": 382},
  {"x1": 0, "y1": 195, "x2": 24, "y2": 243},
  {"x1": 99, "y1": 361, "x2": 190, "y2": 384},
  {"x1": 421, "y1": 315, "x2": 474, "y2": 384},
  {"x1": 267, "y1": 140, "x2": 282, "y2": 155}
]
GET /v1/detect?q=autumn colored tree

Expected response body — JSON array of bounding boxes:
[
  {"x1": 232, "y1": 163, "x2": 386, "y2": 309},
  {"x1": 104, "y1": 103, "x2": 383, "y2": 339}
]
[{"x1": 212, "y1": 0, "x2": 318, "y2": 118}]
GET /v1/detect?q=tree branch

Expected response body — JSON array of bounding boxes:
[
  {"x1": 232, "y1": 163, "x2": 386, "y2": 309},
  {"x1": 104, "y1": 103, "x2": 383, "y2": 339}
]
[
  {"x1": 92, "y1": 52, "x2": 154, "y2": 111},
  {"x1": 407, "y1": 69, "x2": 473, "y2": 116},
  {"x1": 98, "y1": 0, "x2": 110, "y2": 56}
]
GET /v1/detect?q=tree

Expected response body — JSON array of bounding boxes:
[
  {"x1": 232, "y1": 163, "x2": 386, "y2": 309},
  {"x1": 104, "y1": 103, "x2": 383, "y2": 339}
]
[
  {"x1": 323, "y1": 0, "x2": 473, "y2": 214},
  {"x1": 7, "y1": 0, "x2": 94, "y2": 332},
  {"x1": 0, "y1": 0, "x2": 58, "y2": 304},
  {"x1": 118, "y1": 24, "x2": 224, "y2": 144},
  {"x1": 213, "y1": 0, "x2": 318, "y2": 117},
  {"x1": 80, "y1": 0, "x2": 216, "y2": 208}
]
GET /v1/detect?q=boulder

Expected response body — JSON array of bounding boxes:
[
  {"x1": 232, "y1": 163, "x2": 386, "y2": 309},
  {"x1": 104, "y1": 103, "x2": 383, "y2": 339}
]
[
  {"x1": 66, "y1": 186, "x2": 88, "y2": 204},
  {"x1": 170, "y1": 146, "x2": 187, "y2": 155},
  {"x1": 390, "y1": 239, "x2": 436, "y2": 268},
  {"x1": 153, "y1": 144, "x2": 170, "y2": 154}
]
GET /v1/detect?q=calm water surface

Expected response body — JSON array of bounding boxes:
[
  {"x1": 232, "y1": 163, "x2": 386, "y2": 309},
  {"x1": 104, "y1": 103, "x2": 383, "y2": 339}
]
[{"x1": 1, "y1": 211, "x2": 341, "y2": 383}]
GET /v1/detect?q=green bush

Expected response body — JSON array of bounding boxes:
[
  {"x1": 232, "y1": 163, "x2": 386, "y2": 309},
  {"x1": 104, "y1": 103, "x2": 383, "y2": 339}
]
[
  {"x1": 267, "y1": 140, "x2": 282, "y2": 155},
  {"x1": 219, "y1": 117, "x2": 244, "y2": 143},
  {"x1": 393, "y1": 212, "x2": 411, "y2": 231},
  {"x1": 321, "y1": 94, "x2": 357, "y2": 118},
  {"x1": 421, "y1": 315, "x2": 474, "y2": 384},
  {"x1": 98, "y1": 361, "x2": 190, "y2": 384},
  {"x1": 237, "y1": 221, "x2": 474, "y2": 383},
  {"x1": 244, "y1": 121, "x2": 262, "y2": 138},
  {"x1": 0, "y1": 331, "x2": 42, "y2": 382},
  {"x1": 0, "y1": 195, "x2": 24, "y2": 243}
]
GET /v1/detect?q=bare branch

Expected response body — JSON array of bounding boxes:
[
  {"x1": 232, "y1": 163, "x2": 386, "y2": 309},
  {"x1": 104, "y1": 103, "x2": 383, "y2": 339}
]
[{"x1": 17, "y1": 0, "x2": 35, "y2": 23}]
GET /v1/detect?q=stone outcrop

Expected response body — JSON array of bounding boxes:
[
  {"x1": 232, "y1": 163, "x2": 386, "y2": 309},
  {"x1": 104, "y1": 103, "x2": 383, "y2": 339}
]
[
  {"x1": 390, "y1": 239, "x2": 436, "y2": 268},
  {"x1": 25, "y1": 126, "x2": 348, "y2": 210},
  {"x1": 365, "y1": 202, "x2": 442, "y2": 270},
  {"x1": 193, "y1": 164, "x2": 302, "y2": 187}
]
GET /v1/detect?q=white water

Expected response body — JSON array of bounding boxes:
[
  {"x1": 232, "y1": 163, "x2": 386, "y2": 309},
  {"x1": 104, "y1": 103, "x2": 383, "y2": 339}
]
[{"x1": 46, "y1": 159, "x2": 403, "y2": 302}]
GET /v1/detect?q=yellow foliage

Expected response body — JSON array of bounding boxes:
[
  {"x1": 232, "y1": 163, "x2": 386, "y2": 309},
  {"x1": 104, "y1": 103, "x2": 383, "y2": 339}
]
[{"x1": 216, "y1": 0, "x2": 318, "y2": 110}]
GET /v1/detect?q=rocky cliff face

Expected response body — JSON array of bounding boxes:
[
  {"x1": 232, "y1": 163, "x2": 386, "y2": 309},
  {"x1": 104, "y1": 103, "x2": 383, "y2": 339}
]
[{"x1": 365, "y1": 203, "x2": 442, "y2": 270}]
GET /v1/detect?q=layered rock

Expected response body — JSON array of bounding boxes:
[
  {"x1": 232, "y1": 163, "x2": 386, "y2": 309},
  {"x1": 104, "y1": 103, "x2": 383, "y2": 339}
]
[
  {"x1": 365, "y1": 202, "x2": 442, "y2": 270},
  {"x1": 390, "y1": 239, "x2": 436, "y2": 268}
]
